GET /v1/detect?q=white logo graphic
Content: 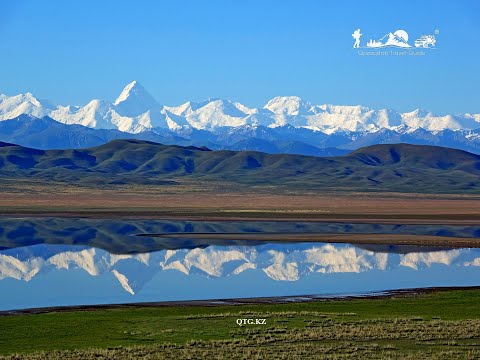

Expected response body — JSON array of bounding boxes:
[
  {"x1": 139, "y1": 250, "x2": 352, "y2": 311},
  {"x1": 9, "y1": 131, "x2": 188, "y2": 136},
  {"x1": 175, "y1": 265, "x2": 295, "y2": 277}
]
[
  {"x1": 352, "y1": 28, "x2": 362, "y2": 48},
  {"x1": 414, "y1": 34, "x2": 436, "y2": 48},
  {"x1": 366, "y1": 29, "x2": 411, "y2": 48},
  {"x1": 352, "y1": 28, "x2": 438, "y2": 56}
]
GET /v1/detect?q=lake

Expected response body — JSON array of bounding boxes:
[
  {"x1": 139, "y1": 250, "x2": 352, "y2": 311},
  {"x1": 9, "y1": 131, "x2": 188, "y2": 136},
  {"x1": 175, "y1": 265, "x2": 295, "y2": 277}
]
[{"x1": 0, "y1": 218, "x2": 479, "y2": 311}]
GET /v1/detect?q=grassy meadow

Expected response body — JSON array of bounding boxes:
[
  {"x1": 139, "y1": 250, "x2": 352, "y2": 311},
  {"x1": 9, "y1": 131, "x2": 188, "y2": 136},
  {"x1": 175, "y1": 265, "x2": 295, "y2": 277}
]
[{"x1": 1, "y1": 289, "x2": 480, "y2": 359}]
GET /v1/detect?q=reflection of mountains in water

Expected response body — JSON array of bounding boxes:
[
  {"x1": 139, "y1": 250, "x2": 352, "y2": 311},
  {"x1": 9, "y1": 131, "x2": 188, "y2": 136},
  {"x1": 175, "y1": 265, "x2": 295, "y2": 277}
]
[
  {"x1": 1, "y1": 218, "x2": 479, "y2": 295},
  {"x1": 1, "y1": 241, "x2": 480, "y2": 295},
  {"x1": 0, "y1": 218, "x2": 479, "y2": 254}
]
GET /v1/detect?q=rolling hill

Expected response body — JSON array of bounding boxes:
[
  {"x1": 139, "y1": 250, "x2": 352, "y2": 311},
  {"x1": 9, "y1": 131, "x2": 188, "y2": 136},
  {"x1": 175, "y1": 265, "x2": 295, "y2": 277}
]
[{"x1": 0, "y1": 140, "x2": 479, "y2": 193}]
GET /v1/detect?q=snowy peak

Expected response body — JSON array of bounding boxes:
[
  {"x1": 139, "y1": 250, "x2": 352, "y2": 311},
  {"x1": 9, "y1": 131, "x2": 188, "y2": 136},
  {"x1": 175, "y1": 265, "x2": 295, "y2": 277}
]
[
  {"x1": 403, "y1": 109, "x2": 431, "y2": 118},
  {"x1": 264, "y1": 96, "x2": 313, "y2": 115},
  {"x1": 114, "y1": 81, "x2": 138, "y2": 105},
  {"x1": 167, "y1": 98, "x2": 252, "y2": 130},
  {"x1": 114, "y1": 81, "x2": 150, "y2": 105},
  {"x1": 113, "y1": 81, "x2": 161, "y2": 116},
  {"x1": 164, "y1": 99, "x2": 220, "y2": 118},
  {"x1": 0, "y1": 92, "x2": 54, "y2": 120}
]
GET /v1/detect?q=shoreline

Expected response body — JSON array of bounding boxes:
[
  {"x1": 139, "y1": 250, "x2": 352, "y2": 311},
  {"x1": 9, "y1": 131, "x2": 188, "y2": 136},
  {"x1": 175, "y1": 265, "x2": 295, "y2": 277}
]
[
  {"x1": 137, "y1": 232, "x2": 480, "y2": 248},
  {"x1": 1, "y1": 286, "x2": 480, "y2": 317},
  {"x1": 1, "y1": 212, "x2": 480, "y2": 225}
]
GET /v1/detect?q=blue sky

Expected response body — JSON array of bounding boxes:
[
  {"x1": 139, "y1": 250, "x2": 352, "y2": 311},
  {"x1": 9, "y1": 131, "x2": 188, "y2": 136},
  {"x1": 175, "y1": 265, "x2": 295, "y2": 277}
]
[{"x1": 1, "y1": 0, "x2": 479, "y2": 114}]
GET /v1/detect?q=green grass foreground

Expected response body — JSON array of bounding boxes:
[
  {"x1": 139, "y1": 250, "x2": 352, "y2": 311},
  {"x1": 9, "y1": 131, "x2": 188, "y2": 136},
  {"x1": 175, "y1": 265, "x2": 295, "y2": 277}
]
[{"x1": 1, "y1": 289, "x2": 480, "y2": 359}]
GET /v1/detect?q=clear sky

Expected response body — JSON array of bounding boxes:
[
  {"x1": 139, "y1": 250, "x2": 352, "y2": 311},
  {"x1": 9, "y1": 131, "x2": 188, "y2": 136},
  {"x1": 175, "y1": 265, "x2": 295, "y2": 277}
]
[{"x1": 1, "y1": 0, "x2": 479, "y2": 114}]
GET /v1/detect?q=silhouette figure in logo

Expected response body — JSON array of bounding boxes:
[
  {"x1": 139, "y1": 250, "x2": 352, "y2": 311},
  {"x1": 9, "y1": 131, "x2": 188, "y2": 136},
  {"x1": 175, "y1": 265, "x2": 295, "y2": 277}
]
[{"x1": 352, "y1": 28, "x2": 362, "y2": 48}]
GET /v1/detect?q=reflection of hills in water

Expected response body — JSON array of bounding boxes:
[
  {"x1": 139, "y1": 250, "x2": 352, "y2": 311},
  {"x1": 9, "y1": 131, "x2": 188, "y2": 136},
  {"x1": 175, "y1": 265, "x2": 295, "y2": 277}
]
[
  {"x1": 1, "y1": 218, "x2": 479, "y2": 295},
  {"x1": 0, "y1": 218, "x2": 479, "y2": 254}
]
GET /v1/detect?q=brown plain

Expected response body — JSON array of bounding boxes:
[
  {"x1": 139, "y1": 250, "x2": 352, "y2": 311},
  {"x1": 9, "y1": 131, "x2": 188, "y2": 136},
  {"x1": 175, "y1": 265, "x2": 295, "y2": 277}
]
[{"x1": 0, "y1": 183, "x2": 479, "y2": 224}]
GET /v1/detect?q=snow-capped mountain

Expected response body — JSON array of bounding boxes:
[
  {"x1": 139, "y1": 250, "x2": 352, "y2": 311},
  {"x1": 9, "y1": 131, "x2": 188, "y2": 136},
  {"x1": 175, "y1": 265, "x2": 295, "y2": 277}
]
[
  {"x1": 1, "y1": 81, "x2": 479, "y2": 135},
  {"x1": 0, "y1": 82, "x2": 187, "y2": 133},
  {"x1": 0, "y1": 93, "x2": 54, "y2": 120}
]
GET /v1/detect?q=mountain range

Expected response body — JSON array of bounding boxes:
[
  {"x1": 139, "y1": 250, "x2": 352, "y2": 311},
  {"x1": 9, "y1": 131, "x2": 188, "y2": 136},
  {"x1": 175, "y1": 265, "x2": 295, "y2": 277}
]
[
  {"x1": 1, "y1": 81, "x2": 480, "y2": 156},
  {"x1": 1, "y1": 140, "x2": 479, "y2": 193}
]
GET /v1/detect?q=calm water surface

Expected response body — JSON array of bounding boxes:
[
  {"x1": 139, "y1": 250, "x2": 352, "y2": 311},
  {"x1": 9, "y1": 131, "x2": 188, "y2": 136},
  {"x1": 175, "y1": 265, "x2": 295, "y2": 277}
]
[{"x1": 0, "y1": 218, "x2": 479, "y2": 311}]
